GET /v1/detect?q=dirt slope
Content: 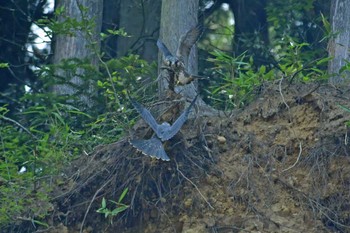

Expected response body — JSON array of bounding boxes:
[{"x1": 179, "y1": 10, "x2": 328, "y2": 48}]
[{"x1": 49, "y1": 83, "x2": 350, "y2": 233}]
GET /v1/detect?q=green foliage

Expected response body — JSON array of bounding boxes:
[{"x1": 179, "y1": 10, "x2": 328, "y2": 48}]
[
  {"x1": 97, "y1": 188, "x2": 129, "y2": 224},
  {"x1": 206, "y1": 50, "x2": 274, "y2": 109},
  {"x1": 0, "y1": 0, "x2": 334, "y2": 230},
  {"x1": 0, "y1": 63, "x2": 9, "y2": 68},
  {"x1": 101, "y1": 28, "x2": 129, "y2": 39},
  {"x1": 37, "y1": 5, "x2": 97, "y2": 38},
  {"x1": 205, "y1": 35, "x2": 330, "y2": 110},
  {"x1": 0, "y1": 61, "x2": 143, "y2": 227},
  {"x1": 320, "y1": 12, "x2": 331, "y2": 37},
  {"x1": 98, "y1": 54, "x2": 157, "y2": 110},
  {"x1": 0, "y1": 51, "x2": 153, "y2": 227},
  {"x1": 267, "y1": 0, "x2": 329, "y2": 73},
  {"x1": 267, "y1": 0, "x2": 314, "y2": 32},
  {"x1": 339, "y1": 60, "x2": 350, "y2": 75},
  {"x1": 0, "y1": 106, "x2": 53, "y2": 228},
  {"x1": 200, "y1": 5, "x2": 234, "y2": 51},
  {"x1": 338, "y1": 104, "x2": 350, "y2": 127},
  {"x1": 274, "y1": 38, "x2": 330, "y2": 82},
  {"x1": 198, "y1": 0, "x2": 331, "y2": 112},
  {"x1": 94, "y1": 54, "x2": 156, "y2": 144},
  {"x1": 1, "y1": 7, "x2": 156, "y2": 229}
]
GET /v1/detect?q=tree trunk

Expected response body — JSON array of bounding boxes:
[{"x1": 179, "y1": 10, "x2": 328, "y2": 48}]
[
  {"x1": 158, "y1": 0, "x2": 199, "y2": 99},
  {"x1": 229, "y1": 0, "x2": 269, "y2": 67},
  {"x1": 52, "y1": 0, "x2": 103, "y2": 106},
  {"x1": 101, "y1": 0, "x2": 120, "y2": 58},
  {"x1": 328, "y1": 0, "x2": 350, "y2": 86},
  {"x1": 117, "y1": 0, "x2": 161, "y2": 62}
]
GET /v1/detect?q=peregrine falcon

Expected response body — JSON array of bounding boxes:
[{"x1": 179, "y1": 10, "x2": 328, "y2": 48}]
[
  {"x1": 157, "y1": 24, "x2": 206, "y2": 86},
  {"x1": 129, "y1": 95, "x2": 198, "y2": 161}
]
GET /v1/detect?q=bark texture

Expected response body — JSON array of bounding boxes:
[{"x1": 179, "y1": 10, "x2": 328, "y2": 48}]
[
  {"x1": 328, "y1": 0, "x2": 350, "y2": 85},
  {"x1": 117, "y1": 0, "x2": 161, "y2": 62},
  {"x1": 102, "y1": 0, "x2": 120, "y2": 58},
  {"x1": 229, "y1": 0, "x2": 269, "y2": 66},
  {"x1": 52, "y1": 0, "x2": 103, "y2": 106},
  {"x1": 158, "y1": 0, "x2": 199, "y2": 99}
]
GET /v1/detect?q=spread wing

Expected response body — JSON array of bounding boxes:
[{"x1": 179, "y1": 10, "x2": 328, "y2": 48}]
[
  {"x1": 157, "y1": 39, "x2": 173, "y2": 58},
  {"x1": 130, "y1": 137, "x2": 170, "y2": 161},
  {"x1": 130, "y1": 97, "x2": 160, "y2": 135},
  {"x1": 160, "y1": 95, "x2": 198, "y2": 141},
  {"x1": 176, "y1": 24, "x2": 203, "y2": 60}
]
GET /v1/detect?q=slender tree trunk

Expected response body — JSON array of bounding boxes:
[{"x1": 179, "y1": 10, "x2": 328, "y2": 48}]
[
  {"x1": 117, "y1": 0, "x2": 161, "y2": 62},
  {"x1": 158, "y1": 0, "x2": 199, "y2": 99},
  {"x1": 328, "y1": 0, "x2": 350, "y2": 86},
  {"x1": 101, "y1": 0, "x2": 120, "y2": 58},
  {"x1": 229, "y1": 0, "x2": 269, "y2": 67},
  {"x1": 52, "y1": 0, "x2": 103, "y2": 106}
]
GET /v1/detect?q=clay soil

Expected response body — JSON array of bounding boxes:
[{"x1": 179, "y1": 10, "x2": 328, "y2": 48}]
[{"x1": 47, "y1": 83, "x2": 350, "y2": 233}]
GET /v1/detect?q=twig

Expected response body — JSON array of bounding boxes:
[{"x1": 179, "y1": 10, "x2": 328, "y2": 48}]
[
  {"x1": 80, "y1": 177, "x2": 113, "y2": 233},
  {"x1": 345, "y1": 125, "x2": 348, "y2": 145},
  {"x1": 278, "y1": 77, "x2": 290, "y2": 110},
  {"x1": 282, "y1": 142, "x2": 302, "y2": 172},
  {"x1": 308, "y1": 197, "x2": 350, "y2": 230},
  {"x1": 175, "y1": 162, "x2": 214, "y2": 209},
  {"x1": 0, "y1": 115, "x2": 38, "y2": 139}
]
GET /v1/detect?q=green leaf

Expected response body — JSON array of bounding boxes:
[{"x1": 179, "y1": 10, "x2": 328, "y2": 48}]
[
  {"x1": 110, "y1": 205, "x2": 129, "y2": 216},
  {"x1": 339, "y1": 61, "x2": 350, "y2": 74},
  {"x1": 68, "y1": 110, "x2": 92, "y2": 118},
  {"x1": 320, "y1": 12, "x2": 331, "y2": 35},
  {"x1": 338, "y1": 104, "x2": 350, "y2": 113},
  {"x1": 106, "y1": 28, "x2": 129, "y2": 37},
  {"x1": 32, "y1": 219, "x2": 49, "y2": 228},
  {"x1": 52, "y1": 112, "x2": 66, "y2": 125},
  {"x1": 259, "y1": 65, "x2": 266, "y2": 74},
  {"x1": 0, "y1": 63, "x2": 9, "y2": 68},
  {"x1": 118, "y1": 188, "x2": 128, "y2": 203},
  {"x1": 316, "y1": 56, "x2": 333, "y2": 65}
]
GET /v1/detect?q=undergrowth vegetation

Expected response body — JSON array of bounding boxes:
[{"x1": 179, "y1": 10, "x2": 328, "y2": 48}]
[
  {"x1": 0, "y1": 2, "x2": 345, "y2": 232},
  {"x1": 0, "y1": 8, "x2": 156, "y2": 228},
  {"x1": 0, "y1": 53, "x2": 156, "y2": 229}
]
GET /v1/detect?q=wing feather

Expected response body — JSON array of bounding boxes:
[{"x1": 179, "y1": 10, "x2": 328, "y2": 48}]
[
  {"x1": 176, "y1": 24, "x2": 203, "y2": 60},
  {"x1": 130, "y1": 137, "x2": 170, "y2": 161},
  {"x1": 130, "y1": 97, "x2": 160, "y2": 134},
  {"x1": 157, "y1": 39, "x2": 173, "y2": 58},
  {"x1": 160, "y1": 95, "x2": 198, "y2": 141}
]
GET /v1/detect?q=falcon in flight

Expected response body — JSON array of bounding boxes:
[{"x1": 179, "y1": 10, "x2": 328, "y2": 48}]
[
  {"x1": 157, "y1": 24, "x2": 206, "y2": 86},
  {"x1": 129, "y1": 95, "x2": 198, "y2": 161}
]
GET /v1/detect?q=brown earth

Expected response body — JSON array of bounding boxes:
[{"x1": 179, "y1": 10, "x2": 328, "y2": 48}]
[{"x1": 48, "y1": 83, "x2": 350, "y2": 233}]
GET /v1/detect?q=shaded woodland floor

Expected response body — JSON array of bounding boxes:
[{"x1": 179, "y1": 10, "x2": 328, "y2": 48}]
[{"x1": 32, "y1": 82, "x2": 350, "y2": 233}]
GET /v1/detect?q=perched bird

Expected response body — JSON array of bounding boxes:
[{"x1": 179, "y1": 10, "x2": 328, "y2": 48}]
[
  {"x1": 156, "y1": 39, "x2": 184, "y2": 72},
  {"x1": 129, "y1": 95, "x2": 198, "y2": 161},
  {"x1": 157, "y1": 24, "x2": 206, "y2": 86}
]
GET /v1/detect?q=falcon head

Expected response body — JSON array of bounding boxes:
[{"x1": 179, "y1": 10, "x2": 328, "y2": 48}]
[{"x1": 164, "y1": 56, "x2": 184, "y2": 70}]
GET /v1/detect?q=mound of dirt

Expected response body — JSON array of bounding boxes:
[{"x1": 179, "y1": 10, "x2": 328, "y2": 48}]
[{"x1": 49, "y1": 83, "x2": 350, "y2": 233}]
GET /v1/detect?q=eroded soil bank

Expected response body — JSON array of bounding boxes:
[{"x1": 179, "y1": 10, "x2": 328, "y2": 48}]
[{"x1": 46, "y1": 83, "x2": 350, "y2": 233}]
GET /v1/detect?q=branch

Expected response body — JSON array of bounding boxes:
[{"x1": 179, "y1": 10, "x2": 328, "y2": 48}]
[
  {"x1": 282, "y1": 142, "x2": 302, "y2": 173},
  {"x1": 176, "y1": 162, "x2": 214, "y2": 209},
  {"x1": 0, "y1": 115, "x2": 38, "y2": 139}
]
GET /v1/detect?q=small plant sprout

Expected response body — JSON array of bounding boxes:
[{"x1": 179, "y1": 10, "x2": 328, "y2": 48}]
[{"x1": 96, "y1": 188, "x2": 129, "y2": 224}]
